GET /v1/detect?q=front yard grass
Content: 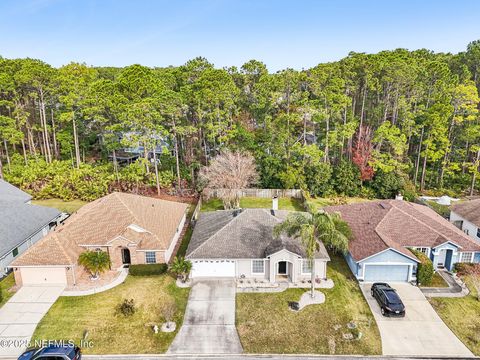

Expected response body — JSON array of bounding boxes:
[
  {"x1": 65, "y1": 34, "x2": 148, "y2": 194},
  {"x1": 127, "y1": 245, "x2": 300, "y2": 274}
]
[
  {"x1": 429, "y1": 276, "x2": 480, "y2": 355},
  {"x1": 32, "y1": 274, "x2": 189, "y2": 354},
  {"x1": 32, "y1": 198, "x2": 87, "y2": 214},
  {"x1": 236, "y1": 253, "x2": 381, "y2": 355},
  {"x1": 201, "y1": 196, "x2": 304, "y2": 212},
  {"x1": 0, "y1": 273, "x2": 16, "y2": 308},
  {"x1": 422, "y1": 272, "x2": 449, "y2": 288}
]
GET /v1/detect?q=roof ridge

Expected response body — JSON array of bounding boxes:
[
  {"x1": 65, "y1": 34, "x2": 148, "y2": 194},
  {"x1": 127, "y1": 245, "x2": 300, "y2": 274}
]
[
  {"x1": 391, "y1": 201, "x2": 460, "y2": 246},
  {"x1": 52, "y1": 232, "x2": 75, "y2": 265},
  {"x1": 114, "y1": 192, "x2": 165, "y2": 248},
  {"x1": 373, "y1": 204, "x2": 397, "y2": 249},
  {"x1": 187, "y1": 209, "x2": 247, "y2": 258}
]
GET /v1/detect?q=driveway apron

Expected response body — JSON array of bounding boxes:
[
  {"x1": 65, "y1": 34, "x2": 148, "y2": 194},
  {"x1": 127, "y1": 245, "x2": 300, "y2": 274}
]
[
  {"x1": 0, "y1": 285, "x2": 64, "y2": 358},
  {"x1": 168, "y1": 279, "x2": 243, "y2": 354},
  {"x1": 360, "y1": 282, "x2": 473, "y2": 357}
]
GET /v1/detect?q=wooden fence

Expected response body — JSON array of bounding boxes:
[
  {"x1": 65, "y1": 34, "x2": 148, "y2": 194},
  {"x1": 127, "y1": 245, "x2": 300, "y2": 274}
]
[{"x1": 202, "y1": 188, "x2": 303, "y2": 199}]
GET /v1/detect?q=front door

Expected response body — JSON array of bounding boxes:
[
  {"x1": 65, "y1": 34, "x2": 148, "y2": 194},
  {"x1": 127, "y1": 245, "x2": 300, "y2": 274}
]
[
  {"x1": 278, "y1": 261, "x2": 287, "y2": 275},
  {"x1": 437, "y1": 249, "x2": 447, "y2": 268},
  {"x1": 122, "y1": 248, "x2": 131, "y2": 265}
]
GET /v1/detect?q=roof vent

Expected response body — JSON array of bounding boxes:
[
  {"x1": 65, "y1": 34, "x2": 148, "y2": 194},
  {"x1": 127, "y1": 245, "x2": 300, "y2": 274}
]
[
  {"x1": 128, "y1": 224, "x2": 147, "y2": 233},
  {"x1": 379, "y1": 202, "x2": 388, "y2": 209}
]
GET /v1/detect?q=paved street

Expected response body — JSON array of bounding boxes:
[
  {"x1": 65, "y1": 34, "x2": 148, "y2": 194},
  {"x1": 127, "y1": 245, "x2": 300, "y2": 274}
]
[
  {"x1": 360, "y1": 282, "x2": 473, "y2": 357},
  {"x1": 0, "y1": 285, "x2": 64, "y2": 358},
  {"x1": 167, "y1": 279, "x2": 243, "y2": 354}
]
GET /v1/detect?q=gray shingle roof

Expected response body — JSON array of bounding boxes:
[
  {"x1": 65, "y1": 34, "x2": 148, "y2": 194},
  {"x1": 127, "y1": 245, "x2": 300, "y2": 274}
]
[
  {"x1": 186, "y1": 209, "x2": 330, "y2": 260},
  {"x1": 0, "y1": 180, "x2": 32, "y2": 203},
  {"x1": 0, "y1": 202, "x2": 61, "y2": 258}
]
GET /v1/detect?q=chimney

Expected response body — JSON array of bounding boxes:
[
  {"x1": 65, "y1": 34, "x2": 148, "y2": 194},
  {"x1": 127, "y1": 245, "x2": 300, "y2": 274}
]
[
  {"x1": 272, "y1": 196, "x2": 279, "y2": 210},
  {"x1": 395, "y1": 193, "x2": 403, "y2": 201}
]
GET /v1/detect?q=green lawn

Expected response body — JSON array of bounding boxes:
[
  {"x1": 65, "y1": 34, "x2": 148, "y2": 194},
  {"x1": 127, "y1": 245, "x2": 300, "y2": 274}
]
[
  {"x1": 32, "y1": 274, "x2": 189, "y2": 354},
  {"x1": 236, "y1": 254, "x2": 381, "y2": 355},
  {"x1": 201, "y1": 197, "x2": 304, "y2": 212},
  {"x1": 32, "y1": 198, "x2": 87, "y2": 214},
  {"x1": 422, "y1": 272, "x2": 449, "y2": 288},
  {"x1": 0, "y1": 273, "x2": 16, "y2": 308},
  {"x1": 429, "y1": 276, "x2": 480, "y2": 355}
]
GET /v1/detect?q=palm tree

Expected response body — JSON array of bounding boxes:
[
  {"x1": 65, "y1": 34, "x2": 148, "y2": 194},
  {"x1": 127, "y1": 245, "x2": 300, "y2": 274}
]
[
  {"x1": 274, "y1": 209, "x2": 351, "y2": 297},
  {"x1": 78, "y1": 250, "x2": 111, "y2": 279},
  {"x1": 169, "y1": 256, "x2": 193, "y2": 283}
]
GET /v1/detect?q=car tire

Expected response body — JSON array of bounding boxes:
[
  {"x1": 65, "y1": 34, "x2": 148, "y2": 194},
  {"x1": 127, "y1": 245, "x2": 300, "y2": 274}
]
[
  {"x1": 381, "y1": 307, "x2": 385, "y2": 316},
  {"x1": 371, "y1": 290, "x2": 374, "y2": 297}
]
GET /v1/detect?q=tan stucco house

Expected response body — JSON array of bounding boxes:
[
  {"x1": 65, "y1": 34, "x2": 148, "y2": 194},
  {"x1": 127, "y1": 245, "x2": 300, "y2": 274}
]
[
  {"x1": 186, "y1": 209, "x2": 330, "y2": 283},
  {"x1": 10, "y1": 192, "x2": 188, "y2": 286}
]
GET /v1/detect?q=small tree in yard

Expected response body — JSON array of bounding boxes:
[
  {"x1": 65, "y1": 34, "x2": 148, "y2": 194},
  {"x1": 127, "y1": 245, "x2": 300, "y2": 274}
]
[
  {"x1": 78, "y1": 250, "x2": 111, "y2": 279},
  {"x1": 169, "y1": 256, "x2": 192, "y2": 283},
  {"x1": 467, "y1": 264, "x2": 480, "y2": 301},
  {"x1": 161, "y1": 300, "x2": 177, "y2": 328},
  {"x1": 199, "y1": 150, "x2": 258, "y2": 209}
]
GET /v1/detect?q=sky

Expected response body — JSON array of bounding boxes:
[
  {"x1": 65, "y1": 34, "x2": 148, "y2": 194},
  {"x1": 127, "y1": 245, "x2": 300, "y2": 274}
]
[{"x1": 1, "y1": 0, "x2": 480, "y2": 72}]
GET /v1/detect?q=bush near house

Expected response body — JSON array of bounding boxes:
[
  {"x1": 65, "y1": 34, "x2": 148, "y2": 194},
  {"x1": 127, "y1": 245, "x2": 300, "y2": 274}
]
[
  {"x1": 129, "y1": 264, "x2": 168, "y2": 276},
  {"x1": 455, "y1": 262, "x2": 480, "y2": 276},
  {"x1": 409, "y1": 249, "x2": 434, "y2": 285}
]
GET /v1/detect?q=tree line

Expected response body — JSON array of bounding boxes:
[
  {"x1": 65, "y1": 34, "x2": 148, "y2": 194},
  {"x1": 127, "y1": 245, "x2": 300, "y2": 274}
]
[{"x1": 1, "y1": 40, "x2": 480, "y2": 200}]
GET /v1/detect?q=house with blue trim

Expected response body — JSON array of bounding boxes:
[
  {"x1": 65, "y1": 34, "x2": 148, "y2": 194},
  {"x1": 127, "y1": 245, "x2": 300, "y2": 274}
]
[{"x1": 326, "y1": 200, "x2": 480, "y2": 282}]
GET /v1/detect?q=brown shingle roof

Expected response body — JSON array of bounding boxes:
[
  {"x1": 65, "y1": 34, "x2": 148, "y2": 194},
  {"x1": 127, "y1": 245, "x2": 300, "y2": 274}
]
[
  {"x1": 11, "y1": 192, "x2": 187, "y2": 266},
  {"x1": 451, "y1": 198, "x2": 480, "y2": 228},
  {"x1": 326, "y1": 200, "x2": 480, "y2": 262}
]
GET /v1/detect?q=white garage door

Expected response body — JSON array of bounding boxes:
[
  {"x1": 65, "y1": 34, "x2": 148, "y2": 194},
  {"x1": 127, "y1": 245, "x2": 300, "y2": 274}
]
[
  {"x1": 364, "y1": 264, "x2": 410, "y2": 282},
  {"x1": 190, "y1": 260, "x2": 235, "y2": 278},
  {"x1": 20, "y1": 267, "x2": 67, "y2": 285}
]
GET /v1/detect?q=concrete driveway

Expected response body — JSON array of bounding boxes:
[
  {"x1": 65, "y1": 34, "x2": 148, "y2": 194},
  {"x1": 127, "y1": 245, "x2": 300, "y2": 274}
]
[
  {"x1": 360, "y1": 282, "x2": 473, "y2": 357},
  {"x1": 168, "y1": 279, "x2": 242, "y2": 354},
  {"x1": 0, "y1": 285, "x2": 64, "y2": 358}
]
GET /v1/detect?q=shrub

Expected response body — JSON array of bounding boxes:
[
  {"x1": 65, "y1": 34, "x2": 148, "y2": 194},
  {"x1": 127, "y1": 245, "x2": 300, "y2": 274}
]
[
  {"x1": 116, "y1": 298, "x2": 136, "y2": 316},
  {"x1": 409, "y1": 249, "x2": 434, "y2": 285},
  {"x1": 455, "y1": 262, "x2": 479, "y2": 276},
  {"x1": 129, "y1": 263, "x2": 168, "y2": 276}
]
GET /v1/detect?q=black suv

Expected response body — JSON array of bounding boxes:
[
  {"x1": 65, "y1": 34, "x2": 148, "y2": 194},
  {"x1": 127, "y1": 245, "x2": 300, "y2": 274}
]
[
  {"x1": 18, "y1": 344, "x2": 81, "y2": 360},
  {"x1": 370, "y1": 282, "x2": 405, "y2": 317}
]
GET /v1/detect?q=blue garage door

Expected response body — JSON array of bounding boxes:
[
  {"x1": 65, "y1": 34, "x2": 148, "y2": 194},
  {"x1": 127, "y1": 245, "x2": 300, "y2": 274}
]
[{"x1": 364, "y1": 264, "x2": 409, "y2": 282}]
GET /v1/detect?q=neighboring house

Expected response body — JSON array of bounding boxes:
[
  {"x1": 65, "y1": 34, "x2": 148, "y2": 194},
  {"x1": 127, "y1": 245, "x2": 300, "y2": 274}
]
[
  {"x1": 450, "y1": 198, "x2": 480, "y2": 244},
  {"x1": 10, "y1": 192, "x2": 188, "y2": 286},
  {"x1": 186, "y1": 209, "x2": 330, "y2": 283},
  {"x1": 326, "y1": 200, "x2": 480, "y2": 283},
  {"x1": 0, "y1": 181, "x2": 62, "y2": 276},
  {"x1": 0, "y1": 179, "x2": 32, "y2": 203}
]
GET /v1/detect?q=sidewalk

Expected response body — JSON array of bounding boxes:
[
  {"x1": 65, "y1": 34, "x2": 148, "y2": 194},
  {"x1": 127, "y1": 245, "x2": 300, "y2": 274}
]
[{"x1": 421, "y1": 270, "x2": 469, "y2": 298}]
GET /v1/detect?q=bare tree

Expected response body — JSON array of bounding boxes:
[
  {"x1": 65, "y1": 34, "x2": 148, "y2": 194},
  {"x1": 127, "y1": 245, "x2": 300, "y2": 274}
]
[{"x1": 200, "y1": 150, "x2": 258, "y2": 209}]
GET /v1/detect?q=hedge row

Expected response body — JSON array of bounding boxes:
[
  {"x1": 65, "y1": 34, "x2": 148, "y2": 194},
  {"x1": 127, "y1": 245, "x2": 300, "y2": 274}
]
[
  {"x1": 129, "y1": 263, "x2": 168, "y2": 276},
  {"x1": 409, "y1": 249, "x2": 434, "y2": 286}
]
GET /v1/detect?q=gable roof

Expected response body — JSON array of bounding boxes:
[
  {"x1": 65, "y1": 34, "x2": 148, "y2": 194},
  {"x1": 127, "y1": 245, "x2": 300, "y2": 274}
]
[
  {"x1": 0, "y1": 202, "x2": 61, "y2": 258},
  {"x1": 0, "y1": 180, "x2": 32, "y2": 203},
  {"x1": 186, "y1": 209, "x2": 330, "y2": 260},
  {"x1": 326, "y1": 200, "x2": 480, "y2": 263},
  {"x1": 11, "y1": 192, "x2": 188, "y2": 266},
  {"x1": 451, "y1": 198, "x2": 480, "y2": 228}
]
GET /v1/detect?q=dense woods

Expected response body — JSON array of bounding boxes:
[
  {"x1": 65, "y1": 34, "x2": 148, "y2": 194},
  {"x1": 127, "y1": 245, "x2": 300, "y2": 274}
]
[{"x1": 1, "y1": 40, "x2": 480, "y2": 200}]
